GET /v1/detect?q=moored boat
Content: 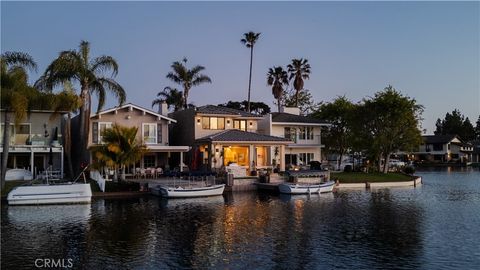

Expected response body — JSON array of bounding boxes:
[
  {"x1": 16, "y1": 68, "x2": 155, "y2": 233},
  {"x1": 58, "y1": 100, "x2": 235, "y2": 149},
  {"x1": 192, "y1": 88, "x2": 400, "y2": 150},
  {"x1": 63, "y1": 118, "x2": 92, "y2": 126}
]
[
  {"x1": 278, "y1": 181, "x2": 335, "y2": 194},
  {"x1": 152, "y1": 184, "x2": 225, "y2": 198},
  {"x1": 7, "y1": 183, "x2": 92, "y2": 205}
]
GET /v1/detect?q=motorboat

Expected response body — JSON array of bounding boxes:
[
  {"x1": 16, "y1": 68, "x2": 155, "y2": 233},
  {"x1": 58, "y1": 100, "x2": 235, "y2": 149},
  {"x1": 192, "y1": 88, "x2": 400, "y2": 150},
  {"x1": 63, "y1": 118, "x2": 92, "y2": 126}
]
[
  {"x1": 5, "y1": 169, "x2": 33, "y2": 181},
  {"x1": 278, "y1": 181, "x2": 335, "y2": 194},
  {"x1": 7, "y1": 166, "x2": 92, "y2": 205},
  {"x1": 152, "y1": 184, "x2": 225, "y2": 198}
]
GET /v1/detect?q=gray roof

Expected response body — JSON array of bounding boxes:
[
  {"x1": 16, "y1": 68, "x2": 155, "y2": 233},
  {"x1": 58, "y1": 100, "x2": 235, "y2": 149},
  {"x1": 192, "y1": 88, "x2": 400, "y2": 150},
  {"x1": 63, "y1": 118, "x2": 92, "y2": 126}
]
[
  {"x1": 271, "y1": 112, "x2": 328, "y2": 124},
  {"x1": 196, "y1": 129, "x2": 290, "y2": 143},
  {"x1": 423, "y1": 135, "x2": 459, "y2": 144},
  {"x1": 196, "y1": 105, "x2": 260, "y2": 118}
]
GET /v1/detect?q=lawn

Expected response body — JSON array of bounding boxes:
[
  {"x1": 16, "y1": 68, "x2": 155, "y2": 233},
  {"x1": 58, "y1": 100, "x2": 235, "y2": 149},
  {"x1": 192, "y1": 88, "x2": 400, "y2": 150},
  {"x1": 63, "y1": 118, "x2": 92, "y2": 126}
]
[{"x1": 331, "y1": 172, "x2": 414, "y2": 183}]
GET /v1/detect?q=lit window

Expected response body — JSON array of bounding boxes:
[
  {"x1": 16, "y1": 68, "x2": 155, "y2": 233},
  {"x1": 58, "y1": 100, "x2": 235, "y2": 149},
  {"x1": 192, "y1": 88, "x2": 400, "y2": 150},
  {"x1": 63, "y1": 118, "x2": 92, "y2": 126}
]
[{"x1": 143, "y1": 123, "x2": 157, "y2": 144}]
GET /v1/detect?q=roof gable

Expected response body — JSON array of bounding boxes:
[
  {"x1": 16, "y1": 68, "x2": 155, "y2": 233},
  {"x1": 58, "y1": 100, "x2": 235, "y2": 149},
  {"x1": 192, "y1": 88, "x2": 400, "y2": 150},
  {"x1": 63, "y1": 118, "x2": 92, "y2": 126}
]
[
  {"x1": 423, "y1": 135, "x2": 460, "y2": 144},
  {"x1": 91, "y1": 103, "x2": 176, "y2": 123},
  {"x1": 196, "y1": 105, "x2": 261, "y2": 118}
]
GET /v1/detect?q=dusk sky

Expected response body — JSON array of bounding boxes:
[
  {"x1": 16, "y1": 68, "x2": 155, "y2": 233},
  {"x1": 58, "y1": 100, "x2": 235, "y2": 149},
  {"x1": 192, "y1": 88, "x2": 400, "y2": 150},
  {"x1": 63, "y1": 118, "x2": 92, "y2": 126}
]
[{"x1": 2, "y1": 1, "x2": 479, "y2": 133}]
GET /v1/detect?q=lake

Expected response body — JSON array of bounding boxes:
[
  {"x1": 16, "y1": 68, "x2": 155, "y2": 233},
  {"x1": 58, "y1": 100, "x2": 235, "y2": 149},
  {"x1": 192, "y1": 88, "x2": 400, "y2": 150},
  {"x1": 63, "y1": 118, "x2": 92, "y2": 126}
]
[{"x1": 2, "y1": 167, "x2": 479, "y2": 269}]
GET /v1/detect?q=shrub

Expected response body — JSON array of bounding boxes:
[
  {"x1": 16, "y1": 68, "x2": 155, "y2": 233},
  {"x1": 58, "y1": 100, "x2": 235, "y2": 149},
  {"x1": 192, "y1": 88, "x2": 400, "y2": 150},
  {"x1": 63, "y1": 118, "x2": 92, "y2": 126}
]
[
  {"x1": 344, "y1": 165, "x2": 353, "y2": 172},
  {"x1": 404, "y1": 166, "x2": 415, "y2": 175}
]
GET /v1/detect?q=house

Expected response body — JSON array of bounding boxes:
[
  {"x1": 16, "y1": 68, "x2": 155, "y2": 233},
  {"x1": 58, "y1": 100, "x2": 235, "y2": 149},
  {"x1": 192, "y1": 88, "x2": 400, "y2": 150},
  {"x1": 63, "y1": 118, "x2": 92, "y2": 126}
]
[
  {"x1": 169, "y1": 105, "x2": 291, "y2": 174},
  {"x1": 85, "y1": 103, "x2": 190, "y2": 176},
  {"x1": 412, "y1": 135, "x2": 473, "y2": 163},
  {"x1": 0, "y1": 110, "x2": 66, "y2": 178},
  {"x1": 472, "y1": 140, "x2": 480, "y2": 163},
  {"x1": 258, "y1": 107, "x2": 330, "y2": 169}
]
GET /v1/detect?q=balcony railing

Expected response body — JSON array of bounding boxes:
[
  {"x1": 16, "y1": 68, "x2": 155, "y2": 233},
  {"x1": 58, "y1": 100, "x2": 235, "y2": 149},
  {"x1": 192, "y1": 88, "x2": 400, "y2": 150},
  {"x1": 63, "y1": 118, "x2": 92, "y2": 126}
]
[{"x1": 284, "y1": 135, "x2": 322, "y2": 145}]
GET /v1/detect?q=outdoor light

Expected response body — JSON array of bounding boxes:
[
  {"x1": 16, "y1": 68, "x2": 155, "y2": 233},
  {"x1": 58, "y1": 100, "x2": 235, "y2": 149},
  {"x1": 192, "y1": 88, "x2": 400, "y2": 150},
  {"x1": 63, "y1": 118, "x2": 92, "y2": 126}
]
[
  {"x1": 197, "y1": 118, "x2": 201, "y2": 125},
  {"x1": 126, "y1": 115, "x2": 131, "y2": 119},
  {"x1": 249, "y1": 122, "x2": 253, "y2": 126},
  {"x1": 226, "y1": 120, "x2": 230, "y2": 125}
]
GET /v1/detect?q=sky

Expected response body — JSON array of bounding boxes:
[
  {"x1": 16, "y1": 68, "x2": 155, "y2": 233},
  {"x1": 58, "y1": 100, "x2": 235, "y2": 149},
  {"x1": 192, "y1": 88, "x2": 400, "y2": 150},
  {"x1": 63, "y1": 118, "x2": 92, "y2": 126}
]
[{"x1": 1, "y1": 1, "x2": 479, "y2": 133}]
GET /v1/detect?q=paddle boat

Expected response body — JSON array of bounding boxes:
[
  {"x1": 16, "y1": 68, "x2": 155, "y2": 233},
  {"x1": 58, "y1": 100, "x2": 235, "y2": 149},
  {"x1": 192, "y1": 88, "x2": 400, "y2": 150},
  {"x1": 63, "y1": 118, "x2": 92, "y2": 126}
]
[
  {"x1": 152, "y1": 183, "x2": 225, "y2": 198},
  {"x1": 278, "y1": 180, "x2": 335, "y2": 194}
]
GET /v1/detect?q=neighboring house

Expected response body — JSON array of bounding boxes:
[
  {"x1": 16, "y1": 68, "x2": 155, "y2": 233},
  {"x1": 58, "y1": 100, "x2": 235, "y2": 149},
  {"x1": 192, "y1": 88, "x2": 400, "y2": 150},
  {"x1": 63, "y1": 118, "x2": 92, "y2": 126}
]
[
  {"x1": 169, "y1": 105, "x2": 290, "y2": 173},
  {"x1": 0, "y1": 110, "x2": 66, "y2": 178},
  {"x1": 472, "y1": 140, "x2": 480, "y2": 163},
  {"x1": 84, "y1": 103, "x2": 189, "y2": 176},
  {"x1": 412, "y1": 135, "x2": 473, "y2": 163},
  {"x1": 258, "y1": 107, "x2": 330, "y2": 169}
]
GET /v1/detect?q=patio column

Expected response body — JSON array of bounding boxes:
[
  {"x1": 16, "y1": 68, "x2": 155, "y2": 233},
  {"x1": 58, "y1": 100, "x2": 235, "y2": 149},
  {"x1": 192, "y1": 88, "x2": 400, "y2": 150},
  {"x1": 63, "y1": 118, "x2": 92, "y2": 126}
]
[
  {"x1": 249, "y1": 144, "x2": 255, "y2": 171},
  {"x1": 280, "y1": 145, "x2": 286, "y2": 171},
  {"x1": 60, "y1": 147, "x2": 64, "y2": 178},
  {"x1": 180, "y1": 152, "x2": 183, "y2": 172},
  {"x1": 30, "y1": 148, "x2": 34, "y2": 175}
]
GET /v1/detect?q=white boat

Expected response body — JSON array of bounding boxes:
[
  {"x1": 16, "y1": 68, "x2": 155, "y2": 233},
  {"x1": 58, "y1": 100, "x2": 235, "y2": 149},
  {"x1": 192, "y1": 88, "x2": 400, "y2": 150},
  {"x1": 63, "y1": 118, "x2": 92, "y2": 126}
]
[
  {"x1": 278, "y1": 181, "x2": 335, "y2": 194},
  {"x1": 7, "y1": 183, "x2": 92, "y2": 205},
  {"x1": 5, "y1": 169, "x2": 33, "y2": 181},
  {"x1": 152, "y1": 184, "x2": 225, "y2": 198}
]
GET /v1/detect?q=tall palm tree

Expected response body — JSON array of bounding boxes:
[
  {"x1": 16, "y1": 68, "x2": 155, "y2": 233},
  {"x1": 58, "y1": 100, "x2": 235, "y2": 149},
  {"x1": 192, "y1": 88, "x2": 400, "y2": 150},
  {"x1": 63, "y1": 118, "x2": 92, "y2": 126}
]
[
  {"x1": 267, "y1": 66, "x2": 289, "y2": 112},
  {"x1": 241, "y1": 31, "x2": 261, "y2": 113},
  {"x1": 287, "y1": 58, "x2": 311, "y2": 107},
  {"x1": 152, "y1": 86, "x2": 184, "y2": 112},
  {"x1": 35, "y1": 40, "x2": 126, "y2": 169},
  {"x1": 166, "y1": 58, "x2": 211, "y2": 109},
  {"x1": 0, "y1": 52, "x2": 37, "y2": 189},
  {"x1": 91, "y1": 124, "x2": 146, "y2": 181}
]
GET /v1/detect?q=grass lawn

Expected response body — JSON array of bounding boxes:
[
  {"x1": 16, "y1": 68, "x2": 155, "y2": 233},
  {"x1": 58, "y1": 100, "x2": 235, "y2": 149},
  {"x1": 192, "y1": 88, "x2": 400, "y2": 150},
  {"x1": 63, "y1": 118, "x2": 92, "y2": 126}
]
[
  {"x1": 1, "y1": 180, "x2": 26, "y2": 197},
  {"x1": 331, "y1": 172, "x2": 414, "y2": 183}
]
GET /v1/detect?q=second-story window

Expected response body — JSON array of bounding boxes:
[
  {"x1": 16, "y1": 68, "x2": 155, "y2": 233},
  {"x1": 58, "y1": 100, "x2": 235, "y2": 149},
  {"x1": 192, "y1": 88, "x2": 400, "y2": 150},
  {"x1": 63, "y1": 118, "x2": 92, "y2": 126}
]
[
  {"x1": 99, "y1": 122, "x2": 112, "y2": 143},
  {"x1": 299, "y1": 127, "x2": 314, "y2": 140},
  {"x1": 234, "y1": 120, "x2": 247, "y2": 131},
  {"x1": 143, "y1": 123, "x2": 157, "y2": 144},
  {"x1": 202, "y1": 117, "x2": 225, "y2": 130},
  {"x1": 157, "y1": 123, "x2": 162, "y2": 144}
]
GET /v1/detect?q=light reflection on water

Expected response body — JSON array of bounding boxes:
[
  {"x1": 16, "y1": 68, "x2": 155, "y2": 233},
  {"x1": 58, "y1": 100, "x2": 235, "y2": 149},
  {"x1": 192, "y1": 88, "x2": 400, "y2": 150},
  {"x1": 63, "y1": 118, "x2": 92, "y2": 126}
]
[{"x1": 1, "y1": 167, "x2": 480, "y2": 269}]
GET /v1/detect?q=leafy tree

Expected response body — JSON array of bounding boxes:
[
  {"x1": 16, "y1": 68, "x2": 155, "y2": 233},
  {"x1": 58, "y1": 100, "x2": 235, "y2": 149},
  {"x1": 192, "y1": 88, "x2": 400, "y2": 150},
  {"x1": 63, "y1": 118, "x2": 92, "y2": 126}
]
[
  {"x1": 282, "y1": 89, "x2": 321, "y2": 115},
  {"x1": 287, "y1": 58, "x2": 311, "y2": 107},
  {"x1": 434, "y1": 109, "x2": 476, "y2": 141},
  {"x1": 351, "y1": 86, "x2": 423, "y2": 173},
  {"x1": 1, "y1": 52, "x2": 37, "y2": 189},
  {"x1": 312, "y1": 96, "x2": 354, "y2": 170},
  {"x1": 36, "y1": 40, "x2": 126, "y2": 169},
  {"x1": 218, "y1": 100, "x2": 271, "y2": 115},
  {"x1": 152, "y1": 86, "x2": 184, "y2": 112},
  {"x1": 267, "y1": 66, "x2": 288, "y2": 112},
  {"x1": 90, "y1": 124, "x2": 146, "y2": 181},
  {"x1": 166, "y1": 58, "x2": 212, "y2": 109},
  {"x1": 241, "y1": 31, "x2": 261, "y2": 113},
  {"x1": 475, "y1": 115, "x2": 480, "y2": 140}
]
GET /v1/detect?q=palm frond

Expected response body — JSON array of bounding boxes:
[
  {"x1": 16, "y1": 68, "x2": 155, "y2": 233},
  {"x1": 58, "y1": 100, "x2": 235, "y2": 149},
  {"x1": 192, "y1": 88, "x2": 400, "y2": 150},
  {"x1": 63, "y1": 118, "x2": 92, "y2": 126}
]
[{"x1": 90, "y1": 55, "x2": 119, "y2": 76}]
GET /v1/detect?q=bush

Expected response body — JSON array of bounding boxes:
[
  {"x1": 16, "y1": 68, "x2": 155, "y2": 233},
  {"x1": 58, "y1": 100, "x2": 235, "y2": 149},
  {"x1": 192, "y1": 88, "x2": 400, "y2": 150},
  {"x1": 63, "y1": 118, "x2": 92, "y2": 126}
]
[
  {"x1": 403, "y1": 166, "x2": 415, "y2": 175},
  {"x1": 344, "y1": 165, "x2": 353, "y2": 172}
]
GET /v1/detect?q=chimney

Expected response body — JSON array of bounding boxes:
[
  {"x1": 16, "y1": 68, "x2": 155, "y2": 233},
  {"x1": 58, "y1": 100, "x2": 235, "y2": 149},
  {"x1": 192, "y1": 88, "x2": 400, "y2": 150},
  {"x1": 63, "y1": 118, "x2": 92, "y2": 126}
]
[
  {"x1": 281, "y1": 106, "x2": 300, "y2": 115},
  {"x1": 159, "y1": 101, "x2": 168, "y2": 116}
]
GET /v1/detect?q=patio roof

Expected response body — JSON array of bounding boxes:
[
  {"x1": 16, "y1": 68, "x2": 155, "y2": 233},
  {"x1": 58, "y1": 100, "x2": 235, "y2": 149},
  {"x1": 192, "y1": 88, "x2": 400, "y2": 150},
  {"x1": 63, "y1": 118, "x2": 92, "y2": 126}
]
[
  {"x1": 195, "y1": 129, "x2": 290, "y2": 144},
  {"x1": 146, "y1": 145, "x2": 190, "y2": 152}
]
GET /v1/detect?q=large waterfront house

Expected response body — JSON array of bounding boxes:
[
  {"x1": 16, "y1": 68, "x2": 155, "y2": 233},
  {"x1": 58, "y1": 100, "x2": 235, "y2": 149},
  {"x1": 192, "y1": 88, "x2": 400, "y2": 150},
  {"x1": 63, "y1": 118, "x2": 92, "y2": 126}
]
[
  {"x1": 0, "y1": 110, "x2": 66, "y2": 178},
  {"x1": 412, "y1": 134, "x2": 473, "y2": 163},
  {"x1": 83, "y1": 103, "x2": 190, "y2": 177},
  {"x1": 169, "y1": 105, "x2": 291, "y2": 174},
  {"x1": 258, "y1": 107, "x2": 330, "y2": 169}
]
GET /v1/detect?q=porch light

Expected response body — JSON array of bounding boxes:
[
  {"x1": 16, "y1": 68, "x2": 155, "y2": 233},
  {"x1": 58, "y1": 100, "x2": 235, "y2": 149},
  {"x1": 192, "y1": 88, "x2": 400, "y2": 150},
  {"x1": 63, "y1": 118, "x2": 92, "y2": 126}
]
[
  {"x1": 197, "y1": 118, "x2": 201, "y2": 125},
  {"x1": 226, "y1": 120, "x2": 231, "y2": 125},
  {"x1": 126, "y1": 115, "x2": 131, "y2": 120},
  {"x1": 249, "y1": 122, "x2": 253, "y2": 126}
]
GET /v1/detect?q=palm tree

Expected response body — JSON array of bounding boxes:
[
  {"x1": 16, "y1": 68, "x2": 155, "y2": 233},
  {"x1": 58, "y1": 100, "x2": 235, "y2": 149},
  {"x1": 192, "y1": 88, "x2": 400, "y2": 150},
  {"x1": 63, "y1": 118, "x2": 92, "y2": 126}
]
[
  {"x1": 91, "y1": 124, "x2": 146, "y2": 181},
  {"x1": 267, "y1": 66, "x2": 289, "y2": 112},
  {"x1": 166, "y1": 58, "x2": 211, "y2": 109},
  {"x1": 35, "y1": 40, "x2": 126, "y2": 169},
  {"x1": 241, "y1": 31, "x2": 261, "y2": 113},
  {"x1": 287, "y1": 58, "x2": 311, "y2": 107},
  {"x1": 0, "y1": 52, "x2": 37, "y2": 189},
  {"x1": 152, "y1": 86, "x2": 184, "y2": 112}
]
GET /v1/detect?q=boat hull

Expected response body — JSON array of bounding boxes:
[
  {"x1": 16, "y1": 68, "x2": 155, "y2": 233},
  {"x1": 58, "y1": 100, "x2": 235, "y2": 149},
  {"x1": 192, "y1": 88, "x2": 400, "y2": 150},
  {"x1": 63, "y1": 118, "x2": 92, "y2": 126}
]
[
  {"x1": 7, "y1": 184, "x2": 92, "y2": 205},
  {"x1": 279, "y1": 181, "x2": 335, "y2": 194},
  {"x1": 152, "y1": 184, "x2": 225, "y2": 198}
]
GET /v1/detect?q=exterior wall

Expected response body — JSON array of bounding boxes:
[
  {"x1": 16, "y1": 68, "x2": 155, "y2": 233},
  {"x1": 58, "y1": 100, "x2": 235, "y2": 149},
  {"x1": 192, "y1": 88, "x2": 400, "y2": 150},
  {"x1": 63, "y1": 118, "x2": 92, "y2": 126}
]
[
  {"x1": 168, "y1": 109, "x2": 195, "y2": 147},
  {"x1": 257, "y1": 114, "x2": 271, "y2": 135},
  {"x1": 194, "y1": 115, "x2": 258, "y2": 139},
  {"x1": 88, "y1": 107, "x2": 171, "y2": 147}
]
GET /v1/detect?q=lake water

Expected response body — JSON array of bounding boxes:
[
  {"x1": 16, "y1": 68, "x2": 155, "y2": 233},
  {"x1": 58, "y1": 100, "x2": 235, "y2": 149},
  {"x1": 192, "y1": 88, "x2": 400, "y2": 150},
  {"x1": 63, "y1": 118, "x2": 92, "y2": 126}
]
[{"x1": 2, "y1": 167, "x2": 480, "y2": 270}]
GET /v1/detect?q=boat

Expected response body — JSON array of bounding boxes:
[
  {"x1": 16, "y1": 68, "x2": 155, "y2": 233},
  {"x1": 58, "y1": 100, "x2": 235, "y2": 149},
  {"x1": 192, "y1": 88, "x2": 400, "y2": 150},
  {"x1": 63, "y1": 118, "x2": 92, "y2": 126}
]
[
  {"x1": 7, "y1": 165, "x2": 92, "y2": 205},
  {"x1": 152, "y1": 184, "x2": 225, "y2": 198},
  {"x1": 278, "y1": 181, "x2": 335, "y2": 194},
  {"x1": 5, "y1": 169, "x2": 33, "y2": 181}
]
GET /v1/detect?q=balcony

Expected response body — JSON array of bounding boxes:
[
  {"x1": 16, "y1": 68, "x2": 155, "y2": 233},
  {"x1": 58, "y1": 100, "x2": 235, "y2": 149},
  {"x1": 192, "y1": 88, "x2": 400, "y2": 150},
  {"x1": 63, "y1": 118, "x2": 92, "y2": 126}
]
[{"x1": 284, "y1": 135, "x2": 322, "y2": 146}]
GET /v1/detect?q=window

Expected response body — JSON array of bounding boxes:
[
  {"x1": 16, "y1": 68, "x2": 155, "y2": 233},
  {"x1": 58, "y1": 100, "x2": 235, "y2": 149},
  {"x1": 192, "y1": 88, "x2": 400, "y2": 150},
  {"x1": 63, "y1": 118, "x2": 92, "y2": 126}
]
[
  {"x1": 284, "y1": 127, "x2": 297, "y2": 142},
  {"x1": 157, "y1": 124, "x2": 162, "y2": 144},
  {"x1": 433, "y1": 144, "x2": 443, "y2": 151},
  {"x1": 234, "y1": 120, "x2": 247, "y2": 131},
  {"x1": 202, "y1": 117, "x2": 225, "y2": 130},
  {"x1": 99, "y1": 122, "x2": 112, "y2": 143},
  {"x1": 143, "y1": 155, "x2": 156, "y2": 168},
  {"x1": 298, "y1": 153, "x2": 314, "y2": 165},
  {"x1": 17, "y1": 124, "x2": 30, "y2": 135},
  {"x1": 143, "y1": 123, "x2": 157, "y2": 144},
  {"x1": 299, "y1": 127, "x2": 314, "y2": 140}
]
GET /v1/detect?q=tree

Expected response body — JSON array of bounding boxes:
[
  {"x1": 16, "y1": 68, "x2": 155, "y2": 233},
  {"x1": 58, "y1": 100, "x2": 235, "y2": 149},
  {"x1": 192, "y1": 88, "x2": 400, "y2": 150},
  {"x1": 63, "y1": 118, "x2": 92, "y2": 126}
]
[
  {"x1": 218, "y1": 100, "x2": 271, "y2": 115},
  {"x1": 434, "y1": 109, "x2": 476, "y2": 141},
  {"x1": 351, "y1": 86, "x2": 423, "y2": 173},
  {"x1": 36, "y1": 40, "x2": 126, "y2": 170},
  {"x1": 267, "y1": 66, "x2": 288, "y2": 112},
  {"x1": 1, "y1": 52, "x2": 37, "y2": 189},
  {"x1": 312, "y1": 96, "x2": 355, "y2": 170},
  {"x1": 152, "y1": 86, "x2": 184, "y2": 112},
  {"x1": 287, "y1": 58, "x2": 311, "y2": 107},
  {"x1": 282, "y1": 89, "x2": 321, "y2": 115},
  {"x1": 241, "y1": 31, "x2": 261, "y2": 113},
  {"x1": 166, "y1": 58, "x2": 212, "y2": 109},
  {"x1": 90, "y1": 124, "x2": 146, "y2": 181},
  {"x1": 475, "y1": 115, "x2": 480, "y2": 140}
]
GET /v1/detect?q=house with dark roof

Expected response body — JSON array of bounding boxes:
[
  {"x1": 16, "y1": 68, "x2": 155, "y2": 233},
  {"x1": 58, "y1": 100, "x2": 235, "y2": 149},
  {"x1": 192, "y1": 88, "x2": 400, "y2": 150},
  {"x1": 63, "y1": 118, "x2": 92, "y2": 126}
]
[
  {"x1": 258, "y1": 107, "x2": 330, "y2": 169},
  {"x1": 412, "y1": 134, "x2": 473, "y2": 163},
  {"x1": 169, "y1": 105, "x2": 290, "y2": 173}
]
